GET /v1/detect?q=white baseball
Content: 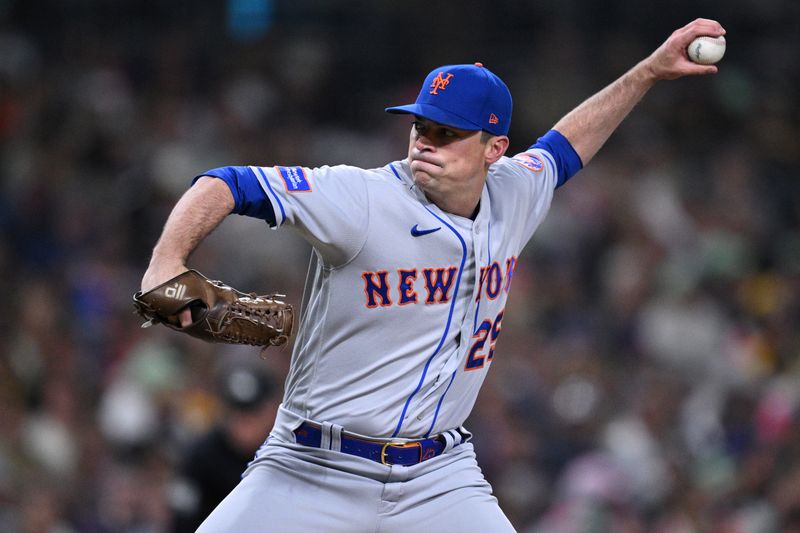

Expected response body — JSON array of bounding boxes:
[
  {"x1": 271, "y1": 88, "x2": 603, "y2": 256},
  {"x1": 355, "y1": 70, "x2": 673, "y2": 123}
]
[{"x1": 687, "y1": 35, "x2": 726, "y2": 65}]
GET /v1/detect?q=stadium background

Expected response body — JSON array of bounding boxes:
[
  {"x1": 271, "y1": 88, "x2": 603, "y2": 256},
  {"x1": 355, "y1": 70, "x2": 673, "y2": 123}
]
[{"x1": 1, "y1": 0, "x2": 799, "y2": 531}]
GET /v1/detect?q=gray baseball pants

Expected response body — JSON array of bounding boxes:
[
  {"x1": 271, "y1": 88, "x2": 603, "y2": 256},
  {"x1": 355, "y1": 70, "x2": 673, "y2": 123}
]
[{"x1": 196, "y1": 409, "x2": 515, "y2": 532}]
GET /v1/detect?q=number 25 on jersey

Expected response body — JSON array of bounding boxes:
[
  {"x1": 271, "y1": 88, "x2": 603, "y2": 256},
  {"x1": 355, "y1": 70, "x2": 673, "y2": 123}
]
[{"x1": 465, "y1": 309, "x2": 504, "y2": 371}]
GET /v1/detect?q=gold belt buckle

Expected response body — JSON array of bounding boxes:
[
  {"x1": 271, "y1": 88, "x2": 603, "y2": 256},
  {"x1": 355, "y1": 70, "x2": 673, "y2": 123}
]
[{"x1": 380, "y1": 441, "x2": 422, "y2": 466}]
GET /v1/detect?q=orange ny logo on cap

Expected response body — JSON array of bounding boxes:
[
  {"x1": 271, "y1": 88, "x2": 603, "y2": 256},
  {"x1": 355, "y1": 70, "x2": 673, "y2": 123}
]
[{"x1": 429, "y1": 72, "x2": 454, "y2": 95}]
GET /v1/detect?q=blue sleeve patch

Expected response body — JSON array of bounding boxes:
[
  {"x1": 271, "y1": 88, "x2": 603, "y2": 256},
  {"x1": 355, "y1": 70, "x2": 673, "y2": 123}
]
[
  {"x1": 277, "y1": 166, "x2": 311, "y2": 192},
  {"x1": 194, "y1": 166, "x2": 276, "y2": 225},
  {"x1": 530, "y1": 129, "x2": 583, "y2": 188}
]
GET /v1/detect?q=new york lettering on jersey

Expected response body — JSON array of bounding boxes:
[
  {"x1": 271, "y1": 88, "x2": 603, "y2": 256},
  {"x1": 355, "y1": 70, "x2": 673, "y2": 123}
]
[{"x1": 361, "y1": 266, "x2": 459, "y2": 308}]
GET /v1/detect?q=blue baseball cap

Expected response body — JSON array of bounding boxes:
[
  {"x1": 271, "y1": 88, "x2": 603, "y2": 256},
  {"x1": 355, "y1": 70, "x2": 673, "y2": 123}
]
[{"x1": 386, "y1": 62, "x2": 512, "y2": 136}]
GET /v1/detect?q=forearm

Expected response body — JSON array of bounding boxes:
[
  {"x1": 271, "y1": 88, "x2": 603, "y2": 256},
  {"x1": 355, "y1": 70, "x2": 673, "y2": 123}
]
[
  {"x1": 552, "y1": 61, "x2": 656, "y2": 166},
  {"x1": 142, "y1": 176, "x2": 234, "y2": 291}
]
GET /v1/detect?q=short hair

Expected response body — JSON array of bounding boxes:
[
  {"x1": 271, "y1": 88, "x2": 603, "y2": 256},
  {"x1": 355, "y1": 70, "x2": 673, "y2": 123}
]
[{"x1": 480, "y1": 131, "x2": 493, "y2": 144}]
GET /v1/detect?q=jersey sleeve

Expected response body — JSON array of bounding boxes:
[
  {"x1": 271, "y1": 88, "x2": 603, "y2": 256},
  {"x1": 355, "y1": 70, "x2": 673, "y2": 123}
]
[
  {"x1": 490, "y1": 136, "x2": 560, "y2": 245},
  {"x1": 493, "y1": 129, "x2": 583, "y2": 244},
  {"x1": 196, "y1": 164, "x2": 369, "y2": 267}
]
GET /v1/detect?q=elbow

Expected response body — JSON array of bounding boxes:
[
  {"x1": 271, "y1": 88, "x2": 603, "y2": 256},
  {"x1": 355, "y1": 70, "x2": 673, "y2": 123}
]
[{"x1": 194, "y1": 175, "x2": 236, "y2": 213}]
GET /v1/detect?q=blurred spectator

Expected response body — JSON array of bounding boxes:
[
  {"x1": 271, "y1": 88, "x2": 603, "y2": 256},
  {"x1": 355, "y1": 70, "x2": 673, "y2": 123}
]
[{"x1": 168, "y1": 363, "x2": 278, "y2": 532}]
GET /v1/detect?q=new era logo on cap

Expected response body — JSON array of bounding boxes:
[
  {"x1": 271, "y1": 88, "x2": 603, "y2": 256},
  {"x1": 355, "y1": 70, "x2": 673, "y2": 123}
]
[{"x1": 385, "y1": 62, "x2": 512, "y2": 136}]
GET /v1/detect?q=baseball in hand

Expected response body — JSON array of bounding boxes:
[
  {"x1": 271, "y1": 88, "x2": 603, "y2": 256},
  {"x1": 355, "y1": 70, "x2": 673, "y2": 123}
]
[{"x1": 687, "y1": 35, "x2": 726, "y2": 65}]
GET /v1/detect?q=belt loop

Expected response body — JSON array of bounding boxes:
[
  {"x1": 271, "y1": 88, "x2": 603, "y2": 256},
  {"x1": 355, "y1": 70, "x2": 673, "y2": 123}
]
[
  {"x1": 441, "y1": 428, "x2": 471, "y2": 452},
  {"x1": 319, "y1": 422, "x2": 344, "y2": 451},
  {"x1": 320, "y1": 422, "x2": 333, "y2": 450},
  {"x1": 441, "y1": 430, "x2": 458, "y2": 452},
  {"x1": 330, "y1": 424, "x2": 343, "y2": 452}
]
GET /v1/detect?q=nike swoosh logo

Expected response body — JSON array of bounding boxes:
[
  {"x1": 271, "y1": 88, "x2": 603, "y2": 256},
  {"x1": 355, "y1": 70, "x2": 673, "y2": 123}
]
[{"x1": 410, "y1": 224, "x2": 441, "y2": 237}]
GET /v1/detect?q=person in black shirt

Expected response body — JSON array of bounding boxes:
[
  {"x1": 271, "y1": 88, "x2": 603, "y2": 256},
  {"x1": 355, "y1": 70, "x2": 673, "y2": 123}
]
[{"x1": 169, "y1": 365, "x2": 278, "y2": 532}]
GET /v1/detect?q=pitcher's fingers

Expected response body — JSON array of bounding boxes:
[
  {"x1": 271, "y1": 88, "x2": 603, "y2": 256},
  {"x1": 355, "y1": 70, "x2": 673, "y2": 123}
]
[{"x1": 179, "y1": 308, "x2": 193, "y2": 328}]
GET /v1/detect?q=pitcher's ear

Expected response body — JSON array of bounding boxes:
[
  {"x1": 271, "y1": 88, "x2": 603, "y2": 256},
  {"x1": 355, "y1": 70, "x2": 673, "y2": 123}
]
[{"x1": 485, "y1": 135, "x2": 510, "y2": 165}]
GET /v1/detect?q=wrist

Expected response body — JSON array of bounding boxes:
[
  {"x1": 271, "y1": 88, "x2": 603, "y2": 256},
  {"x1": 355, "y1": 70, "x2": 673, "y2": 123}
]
[
  {"x1": 141, "y1": 258, "x2": 188, "y2": 292},
  {"x1": 148, "y1": 249, "x2": 186, "y2": 268},
  {"x1": 627, "y1": 60, "x2": 659, "y2": 90}
]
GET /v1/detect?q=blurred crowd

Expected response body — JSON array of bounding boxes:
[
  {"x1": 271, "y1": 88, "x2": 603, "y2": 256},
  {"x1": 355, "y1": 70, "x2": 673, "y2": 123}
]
[{"x1": 1, "y1": 0, "x2": 799, "y2": 532}]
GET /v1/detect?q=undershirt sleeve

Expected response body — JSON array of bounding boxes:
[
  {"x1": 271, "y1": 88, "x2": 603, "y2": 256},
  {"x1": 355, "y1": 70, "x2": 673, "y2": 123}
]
[
  {"x1": 194, "y1": 166, "x2": 276, "y2": 226},
  {"x1": 530, "y1": 129, "x2": 583, "y2": 188}
]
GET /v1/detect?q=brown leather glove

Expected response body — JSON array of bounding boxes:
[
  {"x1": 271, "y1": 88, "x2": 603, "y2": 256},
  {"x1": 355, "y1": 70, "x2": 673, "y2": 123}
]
[{"x1": 133, "y1": 270, "x2": 293, "y2": 348}]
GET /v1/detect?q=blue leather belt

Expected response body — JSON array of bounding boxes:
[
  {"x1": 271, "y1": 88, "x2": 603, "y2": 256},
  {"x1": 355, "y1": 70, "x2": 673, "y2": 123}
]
[{"x1": 293, "y1": 422, "x2": 451, "y2": 466}]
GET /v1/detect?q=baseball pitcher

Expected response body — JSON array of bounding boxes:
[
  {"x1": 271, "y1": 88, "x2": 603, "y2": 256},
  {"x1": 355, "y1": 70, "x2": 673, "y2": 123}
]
[{"x1": 138, "y1": 18, "x2": 725, "y2": 532}]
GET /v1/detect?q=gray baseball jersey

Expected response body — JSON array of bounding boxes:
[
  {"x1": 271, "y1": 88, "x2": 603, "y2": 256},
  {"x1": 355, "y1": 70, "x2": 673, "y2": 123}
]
[
  {"x1": 195, "y1": 130, "x2": 580, "y2": 532},
  {"x1": 203, "y1": 131, "x2": 577, "y2": 440}
]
